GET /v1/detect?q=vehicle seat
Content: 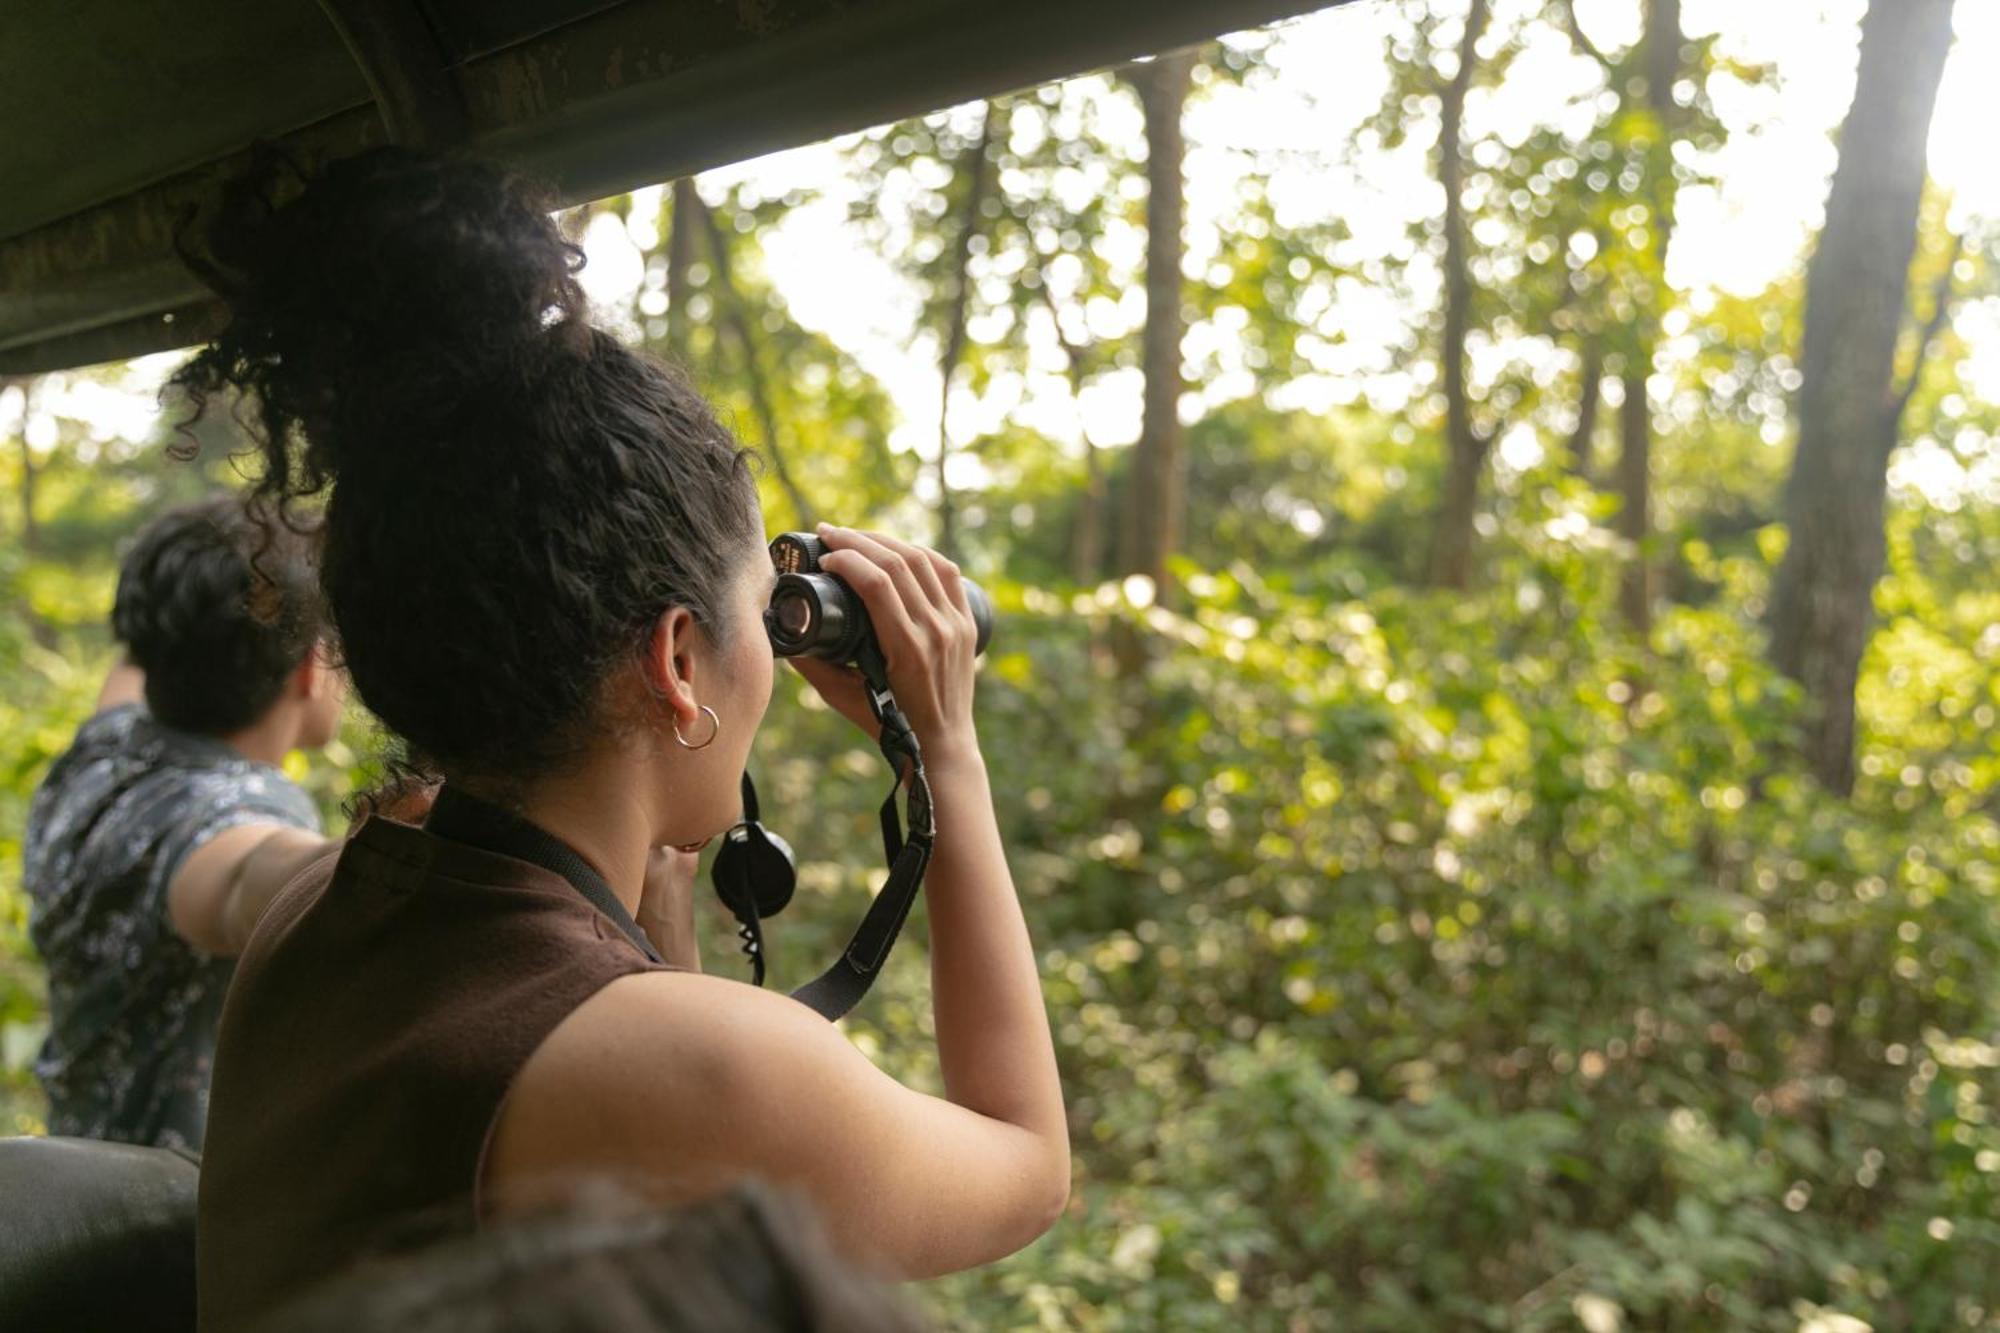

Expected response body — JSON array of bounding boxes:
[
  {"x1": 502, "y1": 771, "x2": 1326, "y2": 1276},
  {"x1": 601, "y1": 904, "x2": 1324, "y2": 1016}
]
[{"x1": 0, "y1": 1135, "x2": 199, "y2": 1333}]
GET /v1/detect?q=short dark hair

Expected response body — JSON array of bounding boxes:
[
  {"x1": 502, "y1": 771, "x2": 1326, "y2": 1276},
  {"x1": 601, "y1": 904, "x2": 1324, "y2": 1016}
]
[
  {"x1": 259, "y1": 1182, "x2": 933, "y2": 1333},
  {"x1": 110, "y1": 495, "x2": 322, "y2": 735},
  {"x1": 169, "y1": 147, "x2": 761, "y2": 788}
]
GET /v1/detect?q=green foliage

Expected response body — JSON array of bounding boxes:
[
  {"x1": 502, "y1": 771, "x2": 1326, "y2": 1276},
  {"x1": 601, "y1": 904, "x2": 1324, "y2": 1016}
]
[
  {"x1": 874, "y1": 487, "x2": 1994, "y2": 1330},
  {"x1": 3, "y1": 6, "x2": 1998, "y2": 1327},
  {"x1": 7, "y1": 418, "x2": 1995, "y2": 1324},
  {"x1": 617, "y1": 183, "x2": 915, "y2": 529},
  {"x1": 717, "y1": 455, "x2": 1999, "y2": 1330},
  {"x1": 847, "y1": 82, "x2": 1143, "y2": 389}
]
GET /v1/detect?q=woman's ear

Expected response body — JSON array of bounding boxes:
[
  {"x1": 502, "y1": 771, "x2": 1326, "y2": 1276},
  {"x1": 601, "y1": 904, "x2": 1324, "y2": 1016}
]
[
  {"x1": 291, "y1": 644, "x2": 325, "y2": 701},
  {"x1": 644, "y1": 607, "x2": 702, "y2": 725}
]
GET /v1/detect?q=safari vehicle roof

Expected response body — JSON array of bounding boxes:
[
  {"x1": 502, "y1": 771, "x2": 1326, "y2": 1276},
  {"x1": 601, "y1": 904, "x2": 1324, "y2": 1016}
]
[{"x1": 0, "y1": 0, "x2": 1344, "y2": 377}]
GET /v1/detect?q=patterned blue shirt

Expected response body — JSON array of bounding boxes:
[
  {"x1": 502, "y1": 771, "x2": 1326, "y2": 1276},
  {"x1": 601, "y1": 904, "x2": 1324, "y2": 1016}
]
[{"x1": 23, "y1": 704, "x2": 322, "y2": 1150}]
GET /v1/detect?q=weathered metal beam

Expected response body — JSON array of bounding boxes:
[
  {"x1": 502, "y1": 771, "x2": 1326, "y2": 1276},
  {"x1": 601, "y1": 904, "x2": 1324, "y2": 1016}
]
[
  {"x1": 0, "y1": 302, "x2": 229, "y2": 377},
  {"x1": 0, "y1": 0, "x2": 1351, "y2": 373},
  {"x1": 476, "y1": 0, "x2": 1352, "y2": 206},
  {"x1": 0, "y1": 106, "x2": 388, "y2": 371},
  {"x1": 316, "y1": 0, "x2": 469, "y2": 147}
]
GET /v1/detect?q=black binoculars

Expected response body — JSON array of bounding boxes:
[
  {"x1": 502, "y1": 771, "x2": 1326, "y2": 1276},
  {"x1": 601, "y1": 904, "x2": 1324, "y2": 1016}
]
[{"x1": 764, "y1": 532, "x2": 994, "y2": 664}]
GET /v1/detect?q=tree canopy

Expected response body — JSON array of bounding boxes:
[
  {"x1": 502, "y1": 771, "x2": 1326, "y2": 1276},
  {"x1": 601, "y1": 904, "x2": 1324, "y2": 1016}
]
[{"x1": 4, "y1": 1, "x2": 1999, "y2": 1327}]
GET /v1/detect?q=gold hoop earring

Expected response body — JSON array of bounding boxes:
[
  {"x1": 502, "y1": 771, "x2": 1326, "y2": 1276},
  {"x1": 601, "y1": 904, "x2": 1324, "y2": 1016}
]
[{"x1": 674, "y1": 704, "x2": 720, "y2": 751}]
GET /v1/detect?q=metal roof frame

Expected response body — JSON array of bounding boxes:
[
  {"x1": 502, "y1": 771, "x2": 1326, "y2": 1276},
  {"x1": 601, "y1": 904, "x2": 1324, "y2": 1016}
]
[{"x1": 0, "y1": 0, "x2": 1348, "y2": 375}]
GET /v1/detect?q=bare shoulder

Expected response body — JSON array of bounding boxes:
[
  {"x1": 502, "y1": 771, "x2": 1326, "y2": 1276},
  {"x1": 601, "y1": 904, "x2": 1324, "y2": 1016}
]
[
  {"x1": 481, "y1": 969, "x2": 861, "y2": 1212},
  {"x1": 482, "y1": 968, "x2": 1066, "y2": 1276}
]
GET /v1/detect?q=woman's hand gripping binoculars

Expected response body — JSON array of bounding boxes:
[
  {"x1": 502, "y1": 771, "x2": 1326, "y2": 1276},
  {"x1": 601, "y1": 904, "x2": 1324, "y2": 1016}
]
[{"x1": 769, "y1": 525, "x2": 993, "y2": 765}]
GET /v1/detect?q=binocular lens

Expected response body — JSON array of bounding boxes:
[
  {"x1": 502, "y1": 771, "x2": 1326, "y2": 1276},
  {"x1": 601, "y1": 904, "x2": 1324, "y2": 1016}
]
[{"x1": 772, "y1": 592, "x2": 814, "y2": 638}]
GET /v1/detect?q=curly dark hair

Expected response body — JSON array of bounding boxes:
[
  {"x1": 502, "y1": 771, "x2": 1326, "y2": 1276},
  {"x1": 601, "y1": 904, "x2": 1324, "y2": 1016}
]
[
  {"x1": 167, "y1": 147, "x2": 760, "y2": 786},
  {"x1": 111, "y1": 495, "x2": 323, "y2": 736}
]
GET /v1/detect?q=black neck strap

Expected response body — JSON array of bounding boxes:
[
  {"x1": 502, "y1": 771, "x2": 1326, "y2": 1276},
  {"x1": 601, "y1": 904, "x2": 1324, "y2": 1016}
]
[
  {"x1": 425, "y1": 784, "x2": 663, "y2": 965},
  {"x1": 787, "y1": 653, "x2": 935, "y2": 1020}
]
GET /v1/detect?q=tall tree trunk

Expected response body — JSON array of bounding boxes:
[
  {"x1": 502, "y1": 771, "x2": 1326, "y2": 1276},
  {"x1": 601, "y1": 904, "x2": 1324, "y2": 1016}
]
[
  {"x1": 665, "y1": 178, "x2": 700, "y2": 366},
  {"x1": 1567, "y1": 336, "x2": 1602, "y2": 478},
  {"x1": 1766, "y1": 0, "x2": 1955, "y2": 793},
  {"x1": 693, "y1": 194, "x2": 817, "y2": 529},
  {"x1": 1424, "y1": 0, "x2": 1493, "y2": 590},
  {"x1": 1109, "y1": 52, "x2": 1195, "y2": 681},
  {"x1": 1035, "y1": 275, "x2": 1106, "y2": 584},
  {"x1": 1119, "y1": 51, "x2": 1195, "y2": 593},
  {"x1": 1074, "y1": 431, "x2": 1106, "y2": 585},
  {"x1": 9, "y1": 376, "x2": 54, "y2": 649},
  {"x1": 1614, "y1": 0, "x2": 1683, "y2": 635},
  {"x1": 14, "y1": 380, "x2": 40, "y2": 557},
  {"x1": 1616, "y1": 359, "x2": 1653, "y2": 631},
  {"x1": 934, "y1": 105, "x2": 995, "y2": 561}
]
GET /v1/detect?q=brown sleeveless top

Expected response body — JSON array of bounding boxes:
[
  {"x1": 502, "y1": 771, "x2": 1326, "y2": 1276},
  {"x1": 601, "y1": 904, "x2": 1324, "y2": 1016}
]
[{"x1": 195, "y1": 803, "x2": 675, "y2": 1332}]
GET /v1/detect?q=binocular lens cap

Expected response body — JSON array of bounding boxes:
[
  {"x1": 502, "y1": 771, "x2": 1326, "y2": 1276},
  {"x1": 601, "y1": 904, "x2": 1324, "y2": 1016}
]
[{"x1": 713, "y1": 821, "x2": 797, "y2": 919}]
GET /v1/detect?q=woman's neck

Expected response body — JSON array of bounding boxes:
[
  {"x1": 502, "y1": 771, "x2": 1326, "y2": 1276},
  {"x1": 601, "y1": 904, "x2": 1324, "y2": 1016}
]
[{"x1": 510, "y1": 765, "x2": 656, "y2": 917}]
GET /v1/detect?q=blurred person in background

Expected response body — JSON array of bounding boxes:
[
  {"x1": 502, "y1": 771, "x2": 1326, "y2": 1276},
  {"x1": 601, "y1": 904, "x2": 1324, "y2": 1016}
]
[
  {"x1": 258, "y1": 1181, "x2": 933, "y2": 1333},
  {"x1": 23, "y1": 495, "x2": 344, "y2": 1150}
]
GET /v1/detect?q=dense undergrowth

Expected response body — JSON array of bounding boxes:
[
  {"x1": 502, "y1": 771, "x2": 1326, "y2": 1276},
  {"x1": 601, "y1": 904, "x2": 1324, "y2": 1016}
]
[{"x1": 2, "y1": 471, "x2": 1995, "y2": 1330}]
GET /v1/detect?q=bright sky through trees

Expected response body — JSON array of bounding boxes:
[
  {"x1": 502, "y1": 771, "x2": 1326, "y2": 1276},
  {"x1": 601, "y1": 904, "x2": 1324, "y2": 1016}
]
[
  {"x1": 8, "y1": 0, "x2": 2000, "y2": 501},
  {"x1": 570, "y1": 0, "x2": 2000, "y2": 498}
]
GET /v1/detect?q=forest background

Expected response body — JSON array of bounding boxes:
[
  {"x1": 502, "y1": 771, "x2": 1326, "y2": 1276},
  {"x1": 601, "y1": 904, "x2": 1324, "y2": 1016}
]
[{"x1": 2, "y1": 0, "x2": 1996, "y2": 1328}]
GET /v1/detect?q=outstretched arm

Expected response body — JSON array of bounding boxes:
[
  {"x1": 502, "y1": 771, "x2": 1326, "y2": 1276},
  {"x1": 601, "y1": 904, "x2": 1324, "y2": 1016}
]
[{"x1": 168, "y1": 823, "x2": 337, "y2": 956}]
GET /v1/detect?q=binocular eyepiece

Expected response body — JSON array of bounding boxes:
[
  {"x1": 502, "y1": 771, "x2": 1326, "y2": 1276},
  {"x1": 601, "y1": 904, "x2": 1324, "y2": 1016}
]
[{"x1": 764, "y1": 532, "x2": 994, "y2": 663}]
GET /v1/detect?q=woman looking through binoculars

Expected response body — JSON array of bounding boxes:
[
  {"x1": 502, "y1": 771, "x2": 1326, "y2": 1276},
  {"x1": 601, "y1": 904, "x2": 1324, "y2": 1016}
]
[{"x1": 174, "y1": 148, "x2": 1068, "y2": 1332}]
